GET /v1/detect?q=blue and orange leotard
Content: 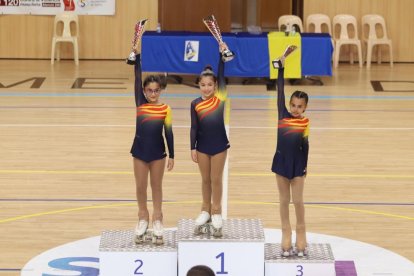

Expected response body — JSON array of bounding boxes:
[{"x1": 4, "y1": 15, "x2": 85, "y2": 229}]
[
  {"x1": 190, "y1": 56, "x2": 230, "y2": 155},
  {"x1": 130, "y1": 54, "x2": 174, "y2": 162},
  {"x1": 272, "y1": 67, "x2": 309, "y2": 179}
]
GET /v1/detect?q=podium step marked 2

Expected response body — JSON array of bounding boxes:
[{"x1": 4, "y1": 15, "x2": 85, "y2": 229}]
[
  {"x1": 265, "y1": 243, "x2": 336, "y2": 276},
  {"x1": 177, "y1": 218, "x2": 265, "y2": 276},
  {"x1": 99, "y1": 229, "x2": 177, "y2": 276}
]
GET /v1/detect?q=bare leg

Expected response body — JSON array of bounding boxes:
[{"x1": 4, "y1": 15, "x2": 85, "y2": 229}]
[
  {"x1": 149, "y1": 158, "x2": 166, "y2": 222},
  {"x1": 291, "y1": 176, "x2": 307, "y2": 251},
  {"x1": 197, "y1": 151, "x2": 212, "y2": 213},
  {"x1": 210, "y1": 150, "x2": 227, "y2": 215},
  {"x1": 133, "y1": 158, "x2": 150, "y2": 221},
  {"x1": 277, "y1": 174, "x2": 292, "y2": 252}
]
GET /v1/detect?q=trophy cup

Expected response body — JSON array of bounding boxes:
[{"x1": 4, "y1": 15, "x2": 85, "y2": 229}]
[
  {"x1": 203, "y1": 15, "x2": 235, "y2": 62},
  {"x1": 126, "y1": 19, "x2": 148, "y2": 65},
  {"x1": 63, "y1": 0, "x2": 75, "y2": 11},
  {"x1": 272, "y1": 45, "x2": 298, "y2": 69}
]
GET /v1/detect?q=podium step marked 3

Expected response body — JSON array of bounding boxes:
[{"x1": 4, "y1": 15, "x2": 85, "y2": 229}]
[{"x1": 265, "y1": 243, "x2": 336, "y2": 276}]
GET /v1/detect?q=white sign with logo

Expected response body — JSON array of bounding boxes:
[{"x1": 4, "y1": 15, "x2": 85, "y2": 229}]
[
  {"x1": 184, "y1": 40, "x2": 199, "y2": 62},
  {"x1": 0, "y1": 0, "x2": 115, "y2": 15}
]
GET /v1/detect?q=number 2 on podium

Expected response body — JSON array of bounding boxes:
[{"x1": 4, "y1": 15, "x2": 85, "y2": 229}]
[
  {"x1": 215, "y1": 252, "x2": 228, "y2": 274},
  {"x1": 134, "y1": 259, "x2": 143, "y2": 275}
]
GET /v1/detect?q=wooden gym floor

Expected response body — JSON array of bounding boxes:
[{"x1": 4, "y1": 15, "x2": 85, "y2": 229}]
[{"x1": 0, "y1": 59, "x2": 413, "y2": 274}]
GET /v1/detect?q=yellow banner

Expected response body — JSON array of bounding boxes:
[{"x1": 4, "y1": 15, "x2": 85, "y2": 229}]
[{"x1": 268, "y1": 32, "x2": 301, "y2": 79}]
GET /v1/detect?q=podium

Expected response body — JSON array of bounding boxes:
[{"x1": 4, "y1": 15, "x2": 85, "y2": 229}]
[
  {"x1": 177, "y1": 218, "x2": 265, "y2": 276},
  {"x1": 99, "y1": 229, "x2": 177, "y2": 276},
  {"x1": 99, "y1": 219, "x2": 336, "y2": 275},
  {"x1": 265, "y1": 243, "x2": 336, "y2": 276}
]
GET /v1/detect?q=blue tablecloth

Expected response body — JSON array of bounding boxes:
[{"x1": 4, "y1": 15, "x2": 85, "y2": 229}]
[
  {"x1": 301, "y1": 33, "x2": 333, "y2": 76},
  {"x1": 142, "y1": 31, "x2": 332, "y2": 77}
]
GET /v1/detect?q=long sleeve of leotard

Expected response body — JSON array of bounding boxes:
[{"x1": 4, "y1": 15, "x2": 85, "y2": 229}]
[
  {"x1": 190, "y1": 101, "x2": 198, "y2": 150},
  {"x1": 277, "y1": 67, "x2": 289, "y2": 120},
  {"x1": 164, "y1": 106, "x2": 174, "y2": 158},
  {"x1": 134, "y1": 54, "x2": 148, "y2": 107},
  {"x1": 302, "y1": 124, "x2": 309, "y2": 170},
  {"x1": 216, "y1": 54, "x2": 227, "y2": 102}
]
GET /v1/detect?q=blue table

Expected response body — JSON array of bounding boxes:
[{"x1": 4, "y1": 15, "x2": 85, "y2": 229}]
[
  {"x1": 142, "y1": 31, "x2": 333, "y2": 77},
  {"x1": 301, "y1": 33, "x2": 333, "y2": 76}
]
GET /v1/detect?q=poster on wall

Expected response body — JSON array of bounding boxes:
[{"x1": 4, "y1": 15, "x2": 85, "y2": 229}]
[{"x1": 0, "y1": 0, "x2": 115, "y2": 15}]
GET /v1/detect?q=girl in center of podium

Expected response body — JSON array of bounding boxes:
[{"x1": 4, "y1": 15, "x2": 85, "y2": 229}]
[
  {"x1": 272, "y1": 45, "x2": 309, "y2": 257},
  {"x1": 131, "y1": 53, "x2": 174, "y2": 245},
  {"x1": 190, "y1": 43, "x2": 230, "y2": 237}
]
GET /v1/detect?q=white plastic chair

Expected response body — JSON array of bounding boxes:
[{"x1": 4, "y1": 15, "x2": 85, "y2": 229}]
[
  {"x1": 333, "y1": 14, "x2": 363, "y2": 68},
  {"x1": 362, "y1": 14, "x2": 393, "y2": 68},
  {"x1": 51, "y1": 12, "x2": 79, "y2": 65},
  {"x1": 278, "y1": 15, "x2": 304, "y2": 33},
  {"x1": 306, "y1": 14, "x2": 331, "y2": 34}
]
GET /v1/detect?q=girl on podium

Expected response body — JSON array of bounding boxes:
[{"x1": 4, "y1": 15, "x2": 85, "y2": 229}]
[
  {"x1": 131, "y1": 53, "x2": 174, "y2": 245},
  {"x1": 272, "y1": 46, "x2": 309, "y2": 257},
  {"x1": 190, "y1": 43, "x2": 230, "y2": 237}
]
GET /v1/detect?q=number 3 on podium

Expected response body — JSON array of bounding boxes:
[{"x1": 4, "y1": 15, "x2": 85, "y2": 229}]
[{"x1": 296, "y1": 264, "x2": 304, "y2": 276}]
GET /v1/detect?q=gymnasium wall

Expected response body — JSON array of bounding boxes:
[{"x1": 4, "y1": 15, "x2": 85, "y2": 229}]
[
  {"x1": 0, "y1": 0, "x2": 413, "y2": 62},
  {"x1": 0, "y1": 1, "x2": 158, "y2": 59}
]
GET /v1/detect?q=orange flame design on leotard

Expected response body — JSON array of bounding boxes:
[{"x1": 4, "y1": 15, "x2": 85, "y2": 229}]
[{"x1": 195, "y1": 96, "x2": 221, "y2": 121}]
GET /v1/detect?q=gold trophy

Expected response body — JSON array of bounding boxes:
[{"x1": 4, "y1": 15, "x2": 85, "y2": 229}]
[
  {"x1": 272, "y1": 45, "x2": 298, "y2": 69},
  {"x1": 203, "y1": 15, "x2": 235, "y2": 62},
  {"x1": 126, "y1": 19, "x2": 148, "y2": 65}
]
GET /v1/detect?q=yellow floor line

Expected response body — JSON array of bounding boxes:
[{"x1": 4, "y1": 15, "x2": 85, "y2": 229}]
[
  {"x1": 1, "y1": 200, "x2": 412, "y2": 224},
  {"x1": 307, "y1": 205, "x2": 414, "y2": 220},
  {"x1": 0, "y1": 203, "x2": 134, "y2": 223},
  {"x1": 231, "y1": 200, "x2": 414, "y2": 220}
]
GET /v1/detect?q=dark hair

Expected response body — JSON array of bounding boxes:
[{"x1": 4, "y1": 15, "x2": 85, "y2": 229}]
[
  {"x1": 290, "y1": 90, "x2": 309, "y2": 105},
  {"x1": 187, "y1": 265, "x2": 215, "y2": 276},
  {"x1": 143, "y1": 74, "x2": 167, "y2": 90},
  {"x1": 197, "y1": 65, "x2": 217, "y2": 83}
]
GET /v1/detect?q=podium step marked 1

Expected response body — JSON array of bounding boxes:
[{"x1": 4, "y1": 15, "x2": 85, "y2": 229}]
[
  {"x1": 99, "y1": 218, "x2": 336, "y2": 275},
  {"x1": 177, "y1": 218, "x2": 265, "y2": 276}
]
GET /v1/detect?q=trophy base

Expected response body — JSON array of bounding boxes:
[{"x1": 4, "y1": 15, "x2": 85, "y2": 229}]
[
  {"x1": 126, "y1": 51, "x2": 137, "y2": 65},
  {"x1": 272, "y1": 59, "x2": 283, "y2": 69},
  {"x1": 126, "y1": 58, "x2": 136, "y2": 65},
  {"x1": 222, "y1": 50, "x2": 235, "y2": 62}
]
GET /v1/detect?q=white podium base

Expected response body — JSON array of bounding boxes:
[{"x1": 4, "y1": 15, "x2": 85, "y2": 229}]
[
  {"x1": 99, "y1": 229, "x2": 177, "y2": 276},
  {"x1": 265, "y1": 243, "x2": 335, "y2": 276},
  {"x1": 177, "y1": 218, "x2": 265, "y2": 276}
]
